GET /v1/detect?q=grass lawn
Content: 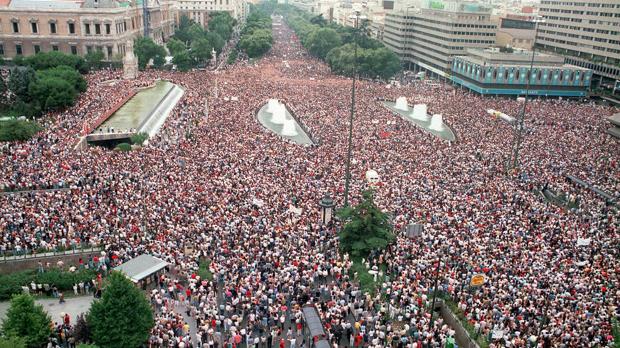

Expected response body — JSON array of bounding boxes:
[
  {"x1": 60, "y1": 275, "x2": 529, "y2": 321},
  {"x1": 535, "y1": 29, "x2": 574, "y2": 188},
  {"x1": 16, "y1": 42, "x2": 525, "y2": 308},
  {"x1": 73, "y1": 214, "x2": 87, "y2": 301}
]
[
  {"x1": 197, "y1": 259, "x2": 213, "y2": 281},
  {"x1": 350, "y1": 257, "x2": 386, "y2": 296}
]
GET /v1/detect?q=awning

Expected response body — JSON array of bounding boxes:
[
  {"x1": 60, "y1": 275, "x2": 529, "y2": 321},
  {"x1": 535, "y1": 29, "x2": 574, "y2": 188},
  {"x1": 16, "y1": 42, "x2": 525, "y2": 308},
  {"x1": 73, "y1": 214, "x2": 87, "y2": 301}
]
[{"x1": 113, "y1": 254, "x2": 169, "y2": 283}]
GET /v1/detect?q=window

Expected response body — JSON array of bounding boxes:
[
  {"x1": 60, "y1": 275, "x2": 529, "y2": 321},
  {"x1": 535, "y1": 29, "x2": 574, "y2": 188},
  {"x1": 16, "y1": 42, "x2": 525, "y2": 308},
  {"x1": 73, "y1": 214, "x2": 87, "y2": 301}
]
[
  {"x1": 86, "y1": 45, "x2": 92, "y2": 53},
  {"x1": 12, "y1": 22, "x2": 19, "y2": 33},
  {"x1": 70, "y1": 45, "x2": 77, "y2": 55},
  {"x1": 515, "y1": 70, "x2": 520, "y2": 80},
  {"x1": 52, "y1": 45, "x2": 59, "y2": 51},
  {"x1": 68, "y1": 22, "x2": 75, "y2": 34},
  {"x1": 559, "y1": 71, "x2": 564, "y2": 81},
  {"x1": 31, "y1": 22, "x2": 37, "y2": 33},
  {"x1": 34, "y1": 45, "x2": 40, "y2": 53},
  {"x1": 85, "y1": 23, "x2": 90, "y2": 35},
  {"x1": 105, "y1": 23, "x2": 111, "y2": 35},
  {"x1": 537, "y1": 70, "x2": 542, "y2": 81},
  {"x1": 0, "y1": 44, "x2": 4, "y2": 55},
  {"x1": 107, "y1": 46, "x2": 112, "y2": 57},
  {"x1": 50, "y1": 22, "x2": 56, "y2": 34},
  {"x1": 15, "y1": 44, "x2": 22, "y2": 55},
  {"x1": 95, "y1": 23, "x2": 101, "y2": 35}
]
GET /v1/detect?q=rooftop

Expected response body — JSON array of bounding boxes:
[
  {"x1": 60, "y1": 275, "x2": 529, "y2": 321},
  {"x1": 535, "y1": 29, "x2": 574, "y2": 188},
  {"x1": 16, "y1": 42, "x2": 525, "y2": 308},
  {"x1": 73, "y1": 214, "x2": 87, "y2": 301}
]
[
  {"x1": 113, "y1": 254, "x2": 169, "y2": 283},
  {"x1": 457, "y1": 48, "x2": 590, "y2": 70}
]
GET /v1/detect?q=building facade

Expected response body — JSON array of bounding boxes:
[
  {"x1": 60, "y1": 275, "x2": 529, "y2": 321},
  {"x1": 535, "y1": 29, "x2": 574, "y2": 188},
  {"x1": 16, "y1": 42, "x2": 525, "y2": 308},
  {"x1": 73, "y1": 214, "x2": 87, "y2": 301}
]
[
  {"x1": 0, "y1": 0, "x2": 175, "y2": 60},
  {"x1": 176, "y1": 0, "x2": 248, "y2": 28},
  {"x1": 496, "y1": 16, "x2": 536, "y2": 50},
  {"x1": 451, "y1": 48, "x2": 592, "y2": 97},
  {"x1": 537, "y1": 0, "x2": 620, "y2": 84},
  {"x1": 383, "y1": 4, "x2": 497, "y2": 77}
]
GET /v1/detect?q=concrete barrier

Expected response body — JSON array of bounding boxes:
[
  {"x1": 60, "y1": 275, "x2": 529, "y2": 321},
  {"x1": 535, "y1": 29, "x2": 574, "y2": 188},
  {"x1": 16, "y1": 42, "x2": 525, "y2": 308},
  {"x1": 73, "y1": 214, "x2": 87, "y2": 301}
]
[
  {"x1": 436, "y1": 299, "x2": 481, "y2": 348},
  {"x1": 0, "y1": 248, "x2": 102, "y2": 274}
]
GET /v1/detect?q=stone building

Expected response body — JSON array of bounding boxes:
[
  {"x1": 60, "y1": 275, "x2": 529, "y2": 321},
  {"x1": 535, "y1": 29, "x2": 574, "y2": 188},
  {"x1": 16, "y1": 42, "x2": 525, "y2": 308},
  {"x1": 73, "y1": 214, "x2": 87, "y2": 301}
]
[{"x1": 0, "y1": 0, "x2": 176, "y2": 60}]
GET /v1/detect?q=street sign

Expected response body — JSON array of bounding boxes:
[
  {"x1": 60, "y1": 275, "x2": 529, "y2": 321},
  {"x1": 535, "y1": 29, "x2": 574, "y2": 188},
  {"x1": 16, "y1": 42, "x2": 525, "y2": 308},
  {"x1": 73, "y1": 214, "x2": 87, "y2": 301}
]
[{"x1": 470, "y1": 273, "x2": 485, "y2": 287}]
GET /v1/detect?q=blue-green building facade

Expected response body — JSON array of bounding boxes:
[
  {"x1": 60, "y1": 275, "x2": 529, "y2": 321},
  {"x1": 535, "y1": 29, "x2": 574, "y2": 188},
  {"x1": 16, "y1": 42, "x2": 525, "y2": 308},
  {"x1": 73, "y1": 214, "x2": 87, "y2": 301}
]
[{"x1": 451, "y1": 48, "x2": 593, "y2": 97}]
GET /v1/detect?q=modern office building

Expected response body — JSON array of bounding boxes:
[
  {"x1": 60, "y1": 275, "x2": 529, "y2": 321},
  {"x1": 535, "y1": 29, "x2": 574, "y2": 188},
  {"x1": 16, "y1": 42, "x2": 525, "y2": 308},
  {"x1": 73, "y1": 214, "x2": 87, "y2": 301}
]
[
  {"x1": 0, "y1": 0, "x2": 175, "y2": 60},
  {"x1": 537, "y1": 0, "x2": 620, "y2": 85},
  {"x1": 383, "y1": 3, "x2": 497, "y2": 78},
  {"x1": 176, "y1": 0, "x2": 248, "y2": 27},
  {"x1": 451, "y1": 48, "x2": 592, "y2": 97},
  {"x1": 496, "y1": 15, "x2": 536, "y2": 50}
]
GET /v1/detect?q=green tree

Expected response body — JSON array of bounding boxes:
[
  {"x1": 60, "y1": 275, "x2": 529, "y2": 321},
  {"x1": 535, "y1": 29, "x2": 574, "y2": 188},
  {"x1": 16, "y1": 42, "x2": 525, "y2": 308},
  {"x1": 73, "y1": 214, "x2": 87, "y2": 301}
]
[
  {"x1": 0, "y1": 119, "x2": 42, "y2": 141},
  {"x1": 325, "y1": 44, "x2": 356, "y2": 76},
  {"x1": 134, "y1": 37, "x2": 166, "y2": 70},
  {"x1": 166, "y1": 38, "x2": 186, "y2": 56},
  {"x1": 8, "y1": 67, "x2": 36, "y2": 102},
  {"x1": 208, "y1": 12, "x2": 235, "y2": 40},
  {"x1": 338, "y1": 190, "x2": 395, "y2": 258},
  {"x1": 28, "y1": 77, "x2": 77, "y2": 110},
  {"x1": 307, "y1": 27, "x2": 341, "y2": 59},
  {"x1": 205, "y1": 31, "x2": 225, "y2": 53},
  {"x1": 364, "y1": 47, "x2": 400, "y2": 80},
  {"x1": 73, "y1": 314, "x2": 92, "y2": 344},
  {"x1": 190, "y1": 37, "x2": 213, "y2": 63},
  {"x1": 174, "y1": 15, "x2": 194, "y2": 44},
  {"x1": 1, "y1": 294, "x2": 52, "y2": 348},
  {"x1": 240, "y1": 29, "x2": 273, "y2": 58},
  {"x1": 0, "y1": 336, "x2": 26, "y2": 348},
  {"x1": 173, "y1": 49, "x2": 194, "y2": 72},
  {"x1": 84, "y1": 50, "x2": 105, "y2": 70},
  {"x1": 37, "y1": 65, "x2": 87, "y2": 93},
  {"x1": 20, "y1": 51, "x2": 88, "y2": 74},
  {"x1": 187, "y1": 23, "x2": 206, "y2": 42},
  {"x1": 87, "y1": 272, "x2": 154, "y2": 348}
]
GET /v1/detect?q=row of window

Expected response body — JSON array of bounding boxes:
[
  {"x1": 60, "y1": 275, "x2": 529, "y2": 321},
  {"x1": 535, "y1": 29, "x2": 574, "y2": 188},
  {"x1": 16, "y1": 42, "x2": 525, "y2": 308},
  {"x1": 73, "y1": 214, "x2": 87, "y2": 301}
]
[
  {"x1": 10, "y1": 21, "x2": 76, "y2": 35},
  {"x1": 455, "y1": 61, "x2": 588, "y2": 83},
  {"x1": 0, "y1": 43, "x2": 118, "y2": 57},
  {"x1": 540, "y1": 1, "x2": 620, "y2": 8},
  {"x1": 0, "y1": 43, "x2": 78, "y2": 56},
  {"x1": 9, "y1": 20, "x2": 133, "y2": 36}
]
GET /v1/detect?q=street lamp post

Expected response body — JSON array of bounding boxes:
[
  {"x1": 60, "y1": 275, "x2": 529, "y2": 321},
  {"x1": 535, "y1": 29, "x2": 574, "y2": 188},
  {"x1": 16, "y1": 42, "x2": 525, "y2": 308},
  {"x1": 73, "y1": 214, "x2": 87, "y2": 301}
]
[
  {"x1": 344, "y1": 11, "x2": 365, "y2": 207},
  {"x1": 509, "y1": 16, "x2": 545, "y2": 171},
  {"x1": 428, "y1": 253, "x2": 442, "y2": 329},
  {"x1": 404, "y1": 6, "x2": 416, "y2": 73},
  {"x1": 319, "y1": 194, "x2": 336, "y2": 225}
]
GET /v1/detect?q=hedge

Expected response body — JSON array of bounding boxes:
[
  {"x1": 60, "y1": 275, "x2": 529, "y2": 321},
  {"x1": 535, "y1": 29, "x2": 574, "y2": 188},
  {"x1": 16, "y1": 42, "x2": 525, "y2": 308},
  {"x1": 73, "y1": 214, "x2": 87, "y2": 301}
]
[{"x1": 0, "y1": 268, "x2": 98, "y2": 301}]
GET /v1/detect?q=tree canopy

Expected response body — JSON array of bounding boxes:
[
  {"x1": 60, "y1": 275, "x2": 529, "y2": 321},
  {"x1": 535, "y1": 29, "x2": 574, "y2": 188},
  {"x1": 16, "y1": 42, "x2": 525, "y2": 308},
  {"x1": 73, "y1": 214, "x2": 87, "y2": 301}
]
[
  {"x1": 1, "y1": 294, "x2": 52, "y2": 348},
  {"x1": 239, "y1": 8, "x2": 273, "y2": 58},
  {"x1": 16, "y1": 51, "x2": 88, "y2": 74},
  {"x1": 306, "y1": 27, "x2": 342, "y2": 60},
  {"x1": 134, "y1": 37, "x2": 167, "y2": 70},
  {"x1": 87, "y1": 271, "x2": 154, "y2": 348},
  {"x1": 338, "y1": 190, "x2": 395, "y2": 258},
  {"x1": 278, "y1": 4, "x2": 401, "y2": 79}
]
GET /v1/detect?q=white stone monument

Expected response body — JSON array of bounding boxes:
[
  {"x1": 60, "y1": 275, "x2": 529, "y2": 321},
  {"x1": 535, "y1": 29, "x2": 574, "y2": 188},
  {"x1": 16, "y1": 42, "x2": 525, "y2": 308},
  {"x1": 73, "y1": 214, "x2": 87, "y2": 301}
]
[{"x1": 123, "y1": 40, "x2": 138, "y2": 80}]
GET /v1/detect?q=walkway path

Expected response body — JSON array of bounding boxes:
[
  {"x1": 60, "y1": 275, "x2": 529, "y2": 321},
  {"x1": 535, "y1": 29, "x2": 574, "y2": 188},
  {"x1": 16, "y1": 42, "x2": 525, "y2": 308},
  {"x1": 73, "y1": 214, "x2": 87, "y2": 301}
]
[{"x1": 0, "y1": 295, "x2": 94, "y2": 324}]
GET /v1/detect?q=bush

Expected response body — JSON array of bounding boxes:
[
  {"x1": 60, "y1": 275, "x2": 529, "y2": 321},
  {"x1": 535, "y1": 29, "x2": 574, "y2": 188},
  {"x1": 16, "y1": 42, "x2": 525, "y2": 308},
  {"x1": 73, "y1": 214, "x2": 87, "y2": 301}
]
[
  {"x1": 0, "y1": 119, "x2": 42, "y2": 141},
  {"x1": 115, "y1": 143, "x2": 132, "y2": 152},
  {"x1": 130, "y1": 132, "x2": 148, "y2": 145},
  {"x1": 0, "y1": 336, "x2": 26, "y2": 348},
  {"x1": 20, "y1": 51, "x2": 88, "y2": 74},
  {"x1": 227, "y1": 50, "x2": 238, "y2": 65},
  {"x1": 0, "y1": 268, "x2": 97, "y2": 301},
  {"x1": 1, "y1": 294, "x2": 52, "y2": 348}
]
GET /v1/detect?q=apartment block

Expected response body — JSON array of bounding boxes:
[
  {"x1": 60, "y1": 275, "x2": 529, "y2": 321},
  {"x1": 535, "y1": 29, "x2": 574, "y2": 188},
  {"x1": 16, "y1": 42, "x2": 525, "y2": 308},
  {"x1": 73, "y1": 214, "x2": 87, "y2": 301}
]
[
  {"x1": 0, "y1": 0, "x2": 175, "y2": 60},
  {"x1": 538, "y1": 0, "x2": 620, "y2": 84},
  {"x1": 383, "y1": 3, "x2": 496, "y2": 77}
]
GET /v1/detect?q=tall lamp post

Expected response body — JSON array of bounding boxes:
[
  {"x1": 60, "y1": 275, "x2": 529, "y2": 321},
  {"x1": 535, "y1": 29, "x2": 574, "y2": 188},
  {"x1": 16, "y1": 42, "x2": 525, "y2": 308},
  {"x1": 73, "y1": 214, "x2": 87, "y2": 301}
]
[
  {"x1": 343, "y1": 11, "x2": 366, "y2": 207},
  {"x1": 509, "y1": 15, "x2": 545, "y2": 171},
  {"x1": 319, "y1": 194, "x2": 336, "y2": 225},
  {"x1": 403, "y1": 6, "x2": 416, "y2": 73}
]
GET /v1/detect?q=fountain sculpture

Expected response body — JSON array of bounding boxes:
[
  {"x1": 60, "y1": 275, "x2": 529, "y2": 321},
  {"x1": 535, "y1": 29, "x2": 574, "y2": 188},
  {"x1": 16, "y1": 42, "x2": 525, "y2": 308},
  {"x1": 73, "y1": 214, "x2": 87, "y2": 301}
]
[
  {"x1": 271, "y1": 103, "x2": 288, "y2": 124},
  {"x1": 395, "y1": 97, "x2": 409, "y2": 111},
  {"x1": 267, "y1": 99, "x2": 280, "y2": 113},
  {"x1": 411, "y1": 104, "x2": 429, "y2": 121},
  {"x1": 281, "y1": 119, "x2": 299, "y2": 137},
  {"x1": 429, "y1": 114, "x2": 444, "y2": 132}
]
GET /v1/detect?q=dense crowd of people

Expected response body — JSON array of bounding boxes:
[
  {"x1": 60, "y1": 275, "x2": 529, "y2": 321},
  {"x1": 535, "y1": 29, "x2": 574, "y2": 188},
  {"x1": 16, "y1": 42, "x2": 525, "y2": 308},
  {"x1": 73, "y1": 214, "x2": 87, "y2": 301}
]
[{"x1": 1, "y1": 16, "x2": 618, "y2": 348}]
